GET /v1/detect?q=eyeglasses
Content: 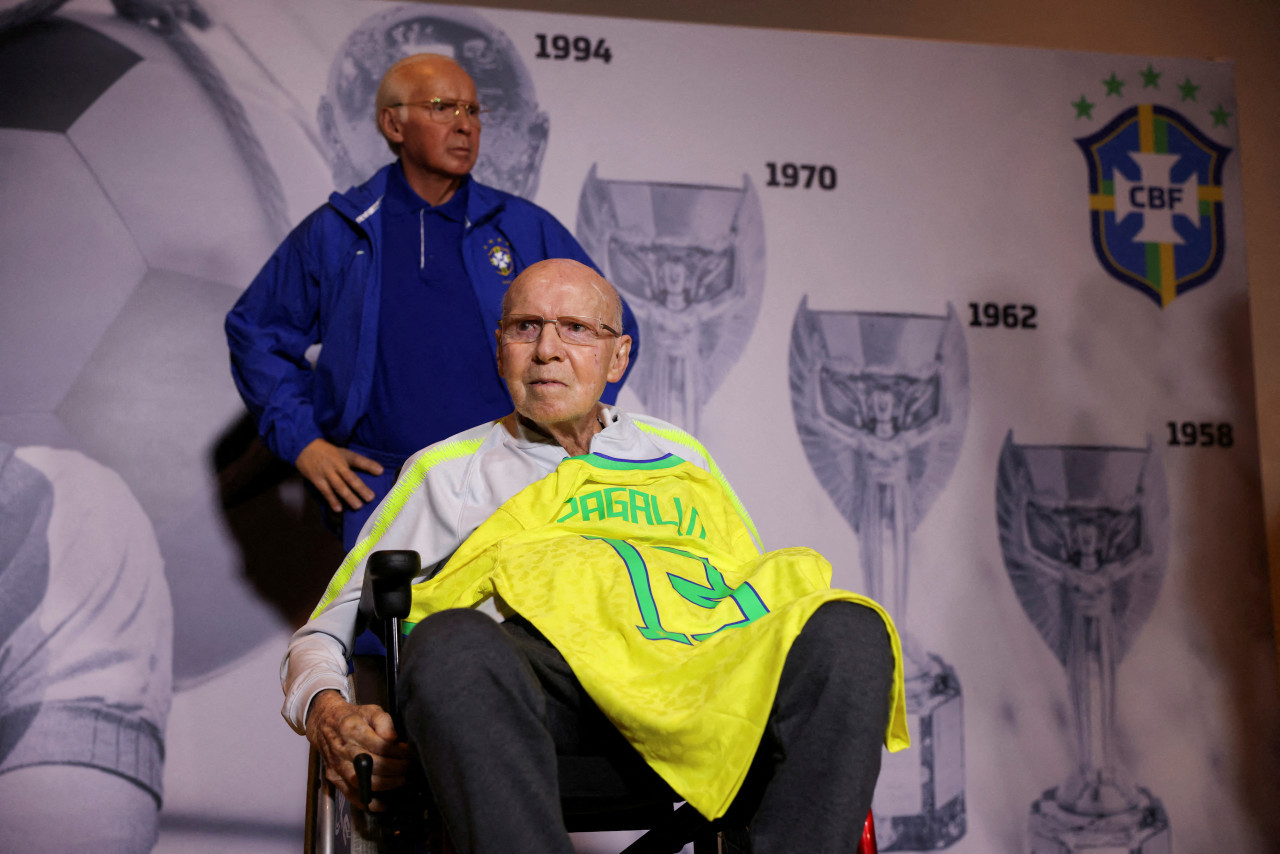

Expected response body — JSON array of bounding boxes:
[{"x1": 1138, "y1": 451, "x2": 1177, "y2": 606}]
[
  {"x1": 390, "y1": 99, "x2": 489, "y2": 125},
  {"x1": 499, "y1": 315, "x2": 620, "y2": 345}
]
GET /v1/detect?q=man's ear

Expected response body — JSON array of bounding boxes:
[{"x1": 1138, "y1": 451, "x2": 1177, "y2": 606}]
[
  {"x1": 495, "y1": 329, "x2": 506, "y2": 374},
  {"x1": 378, "y1": 106, "x2": 404, "y2": 145},
  {"x1": 606, "y1": 335, "x2": 632, "y2": 383}
]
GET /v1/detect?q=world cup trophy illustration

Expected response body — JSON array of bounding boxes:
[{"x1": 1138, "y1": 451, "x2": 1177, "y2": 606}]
[
  {"x1": 577, "y1": 165, "x2": 765, "y2": 434},
  {"x1": 996, "y1": 433, "x2": 1171, "y2": 854},
  {"x1": 789, "y1": 299, "x2": 969, "y2": 850}
]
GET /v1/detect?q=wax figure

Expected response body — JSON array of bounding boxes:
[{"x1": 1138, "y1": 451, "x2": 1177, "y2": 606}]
[
  {"x1": 226, "y1": 54, "x2": 637, "y2": 548},
  {"x1": 283, "y1": 260, "x2": 908, "y2": 852},
  {"x1": 0, "y1": 443, "x2": 173, "y2": 853}
]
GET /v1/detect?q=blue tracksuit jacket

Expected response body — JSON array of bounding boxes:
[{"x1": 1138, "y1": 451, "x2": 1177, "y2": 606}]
[{"x1": 226, "y1": 163, "x2": 638, "y2": 465}]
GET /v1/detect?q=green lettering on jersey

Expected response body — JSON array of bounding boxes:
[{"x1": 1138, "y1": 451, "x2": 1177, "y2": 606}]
[
  {"x1": 604, "y1": 487, "x2": 630, "y2": 522},
  {"x1": 557, "y1": 487, "x2": 705, "y2": 539},
  {"x1": 683, "y1": 505, "x2": 706, "y2": 539},
  {"x1": 579, "y1": 490, "x2": 606, "y2": 522},
  {"x1": 629, "y1": 489, "x2": 655, "y2": 525},
  {"x1": 655, "y1": 496, "x2": 684, "y2": 532},
  {"x1": 556, "y1": 496, "x2": 579, "y2": 523}
]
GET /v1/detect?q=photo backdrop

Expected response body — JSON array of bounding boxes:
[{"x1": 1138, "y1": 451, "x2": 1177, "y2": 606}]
[{"x1": 1, "y1": 0, "x2": 1276, "y2": 852}]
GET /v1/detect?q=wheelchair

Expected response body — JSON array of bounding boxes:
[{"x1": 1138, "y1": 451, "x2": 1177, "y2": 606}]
[{"x1": 304, "y1": 550, "x2": 879, "y2": 854}]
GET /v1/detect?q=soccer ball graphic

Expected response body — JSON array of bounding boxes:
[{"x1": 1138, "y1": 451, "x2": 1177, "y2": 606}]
[{"x1": 0, "y1": 9, "x2": 338, "y2": 686}]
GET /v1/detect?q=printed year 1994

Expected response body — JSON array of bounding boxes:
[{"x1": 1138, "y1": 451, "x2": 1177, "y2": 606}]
[{"x1": 535, "y1": 34, "x2": 612, "y2": 63}]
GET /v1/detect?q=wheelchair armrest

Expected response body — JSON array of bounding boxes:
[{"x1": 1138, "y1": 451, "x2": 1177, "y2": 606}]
[
  {"x1": 368, "y1": 550, "x2": 420, "y2": 620},
  {"x1": 358, "y1": 550, "x2": 421, "y2": 737},
  {"x1": 355, "y1": 550, "x2": 420, "y2": 648}
]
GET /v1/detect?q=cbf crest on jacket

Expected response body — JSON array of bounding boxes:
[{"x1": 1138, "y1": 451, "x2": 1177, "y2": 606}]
[{"x1": 405, "y1": 452, "x2": 909, "y2": 820}]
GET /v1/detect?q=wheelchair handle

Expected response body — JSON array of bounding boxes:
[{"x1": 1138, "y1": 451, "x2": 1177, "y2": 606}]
[
  {"x1": 354, "y1": 753, "x2": 373, "y2": 807},
  {"x1": 369, "y1": 550, "x2": 419, "y2": 620}
]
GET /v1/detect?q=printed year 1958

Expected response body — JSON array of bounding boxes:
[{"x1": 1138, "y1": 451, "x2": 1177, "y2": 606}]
[
  {"x1": 1166, "y1": 421, "x2": 1234, "y2": 448},
  {"x1": 765, "y1": 162, "x2": 837, "y2": 190},
  {"x1": 967, "y1": 302, "x2": 1037, "y2": 329},
  {"x1": 535, "y1": 34, "x2": 612, "y2": 63}
]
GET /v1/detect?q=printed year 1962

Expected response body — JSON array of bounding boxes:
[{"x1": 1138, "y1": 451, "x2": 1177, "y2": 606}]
[
  {"x1": 967, "y1": 302, "x2": 1038, "y2": 329},
  {"x1": 535, "y1": 34, "x2": 612, "y2": 63}
]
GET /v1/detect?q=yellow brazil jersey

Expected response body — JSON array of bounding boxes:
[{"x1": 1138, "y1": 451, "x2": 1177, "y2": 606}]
[{"x1": 405, "y1": 452, "x2": 909, "y2": 819}]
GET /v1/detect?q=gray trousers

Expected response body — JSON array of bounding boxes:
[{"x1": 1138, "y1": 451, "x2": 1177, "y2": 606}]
[{"x1": 397, "y1": 602, "x2": 894, "y2": 854}]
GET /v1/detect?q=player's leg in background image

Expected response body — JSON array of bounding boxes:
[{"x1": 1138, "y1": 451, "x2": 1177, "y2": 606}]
[{"x1": 0, "y1": 444, "x2": 173, "y2": 853}]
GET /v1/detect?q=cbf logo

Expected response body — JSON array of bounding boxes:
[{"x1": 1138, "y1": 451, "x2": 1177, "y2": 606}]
[
  {"x1": 1076, "y1": 98, "x2": 1231, "y2": 308},
  {"x1": 485, "y1": 237, "x2": 514, "y2": 277}
]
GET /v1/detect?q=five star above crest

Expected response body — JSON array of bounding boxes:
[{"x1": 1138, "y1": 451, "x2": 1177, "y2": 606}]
[{"x1": 1068, "y1": 69, "x2": 1229, "y2": 137}]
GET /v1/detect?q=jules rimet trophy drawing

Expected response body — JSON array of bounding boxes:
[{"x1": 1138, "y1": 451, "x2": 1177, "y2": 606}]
[
  {"x1": 996, "y1": 433, "x2": 1171, "y2": 854},
  {"x1": 789, "y1": 300, "x2": 969, "y2": 850},
  {"x1": 577, "y1": 165, "x2": 765, "y2": 434}
]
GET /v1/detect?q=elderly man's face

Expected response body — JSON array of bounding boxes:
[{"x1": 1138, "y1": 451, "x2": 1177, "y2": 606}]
[
  {"x1": 382, "y1": 60, "x2": 481, "y2": 182},
  {"x1": 497, "y1": 262, "x2": 630, "y2": 430}
]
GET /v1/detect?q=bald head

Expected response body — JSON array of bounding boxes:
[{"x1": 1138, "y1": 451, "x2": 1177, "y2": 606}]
[
  {"x1": 375, "y1": 53, "x2": 475, "y2": 155},
  {"x1": 376, "y1": 53, "x2": 470, "y2": 112},
  {"x1": 502, "y1": 260, "x2": 624, "y2": 331},
  {"x1": 496, "y1": 259, "x2": 631, "y2": 441}
]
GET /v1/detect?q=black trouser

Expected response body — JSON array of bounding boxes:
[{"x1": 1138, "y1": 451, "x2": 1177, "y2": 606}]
[{"x1": 397, "y1": 601, "x2": 894, "y2": 854}]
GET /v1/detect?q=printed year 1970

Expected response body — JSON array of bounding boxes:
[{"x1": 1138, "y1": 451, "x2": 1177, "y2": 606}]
[{"x1": 765, "y1": 162, "x2": 837, "y2": 190}]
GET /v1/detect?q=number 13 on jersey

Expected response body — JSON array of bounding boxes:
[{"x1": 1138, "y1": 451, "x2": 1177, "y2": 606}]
[{"x1": 589, "y1": 536, "x2": 770, "y2": 645}]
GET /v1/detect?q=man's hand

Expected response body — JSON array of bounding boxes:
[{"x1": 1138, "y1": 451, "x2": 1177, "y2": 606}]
[
  {"x1": 305, "y1": 690, "x2": 409, "y2": 811},
  {"x1": 296, "y1": 438, "x2": 384, "y2": 512}
]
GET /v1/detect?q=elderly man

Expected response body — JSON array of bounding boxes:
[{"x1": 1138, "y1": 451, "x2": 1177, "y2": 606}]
[
  {"x1": 284, "y1": 260, "x2": 907, "y2": 853},
  {"x1": 226, "y1": 54, "x2": 636, "y2": 549}
]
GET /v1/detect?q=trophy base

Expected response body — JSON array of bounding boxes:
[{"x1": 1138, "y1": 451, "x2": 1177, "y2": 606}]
[
  {"x1": 1029, "y1": 786, "x2": 1171, "y2": 854},
  {"x1": 873, "y1": 654, "x2": 966, "y2": 851}
]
